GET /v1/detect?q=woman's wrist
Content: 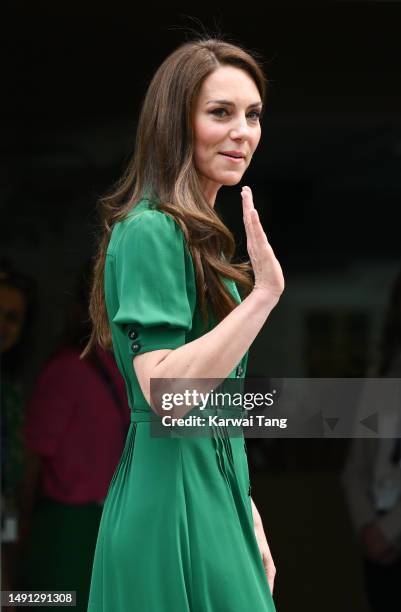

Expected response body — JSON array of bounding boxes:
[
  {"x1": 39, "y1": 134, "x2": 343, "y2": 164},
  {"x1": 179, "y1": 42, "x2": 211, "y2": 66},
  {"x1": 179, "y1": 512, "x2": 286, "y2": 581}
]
[{"x1": 250, "y1": 286, "x2": 280, "y2": 312}]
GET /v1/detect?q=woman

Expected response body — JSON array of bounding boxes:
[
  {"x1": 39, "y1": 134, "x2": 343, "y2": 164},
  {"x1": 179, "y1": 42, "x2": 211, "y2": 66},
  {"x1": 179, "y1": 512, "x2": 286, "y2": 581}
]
[
  {"x1": 83, "y1": 37, "x2": 284, "y2": 611},
  {"x1": 0, "y1": 259, "x2": 35, "y2": 609},
  {"x1": 19, "y1": 264, "x2": 130, "y2": 611},
  {"x1": 342, "y1": 268, "x2": 401, "y2": 612}
]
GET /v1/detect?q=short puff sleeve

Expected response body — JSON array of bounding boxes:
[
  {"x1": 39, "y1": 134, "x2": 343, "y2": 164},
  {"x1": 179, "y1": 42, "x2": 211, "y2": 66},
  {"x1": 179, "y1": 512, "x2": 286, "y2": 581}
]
[{"x1": 112, "y1": 211, "x2": 195, "y2": 357}]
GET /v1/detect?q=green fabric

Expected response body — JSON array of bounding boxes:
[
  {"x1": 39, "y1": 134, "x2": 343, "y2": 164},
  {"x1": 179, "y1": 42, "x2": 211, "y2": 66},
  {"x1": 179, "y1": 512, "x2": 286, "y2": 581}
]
[
  {"x1": 21, "y1": 497, "x2": 103, "y2": 612},
  {"x1": 88, "y1": 197, "x2": 275, "y2": 611}
]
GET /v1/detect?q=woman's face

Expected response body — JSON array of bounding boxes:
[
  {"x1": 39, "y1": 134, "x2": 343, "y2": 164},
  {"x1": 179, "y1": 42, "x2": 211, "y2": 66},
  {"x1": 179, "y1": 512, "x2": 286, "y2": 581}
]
[
  {"x1": 192, "y1": 65, "x2": 262, "y2": 205},
  {"x1": 0, "y1": 284, "x2": 26, "y2": 353}
]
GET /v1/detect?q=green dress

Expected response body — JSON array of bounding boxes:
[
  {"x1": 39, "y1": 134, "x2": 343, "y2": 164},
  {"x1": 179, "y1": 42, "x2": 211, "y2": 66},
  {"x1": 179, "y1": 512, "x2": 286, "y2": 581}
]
[{"x1": 87, "y1": 197, "x2": 276, "y2": 612}]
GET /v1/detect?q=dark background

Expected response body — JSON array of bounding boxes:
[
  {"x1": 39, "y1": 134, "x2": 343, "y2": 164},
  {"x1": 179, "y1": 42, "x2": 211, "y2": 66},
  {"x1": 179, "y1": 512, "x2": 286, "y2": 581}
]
[{"x1": 3, "y1": 1, "x2": 401, "y2": 609}]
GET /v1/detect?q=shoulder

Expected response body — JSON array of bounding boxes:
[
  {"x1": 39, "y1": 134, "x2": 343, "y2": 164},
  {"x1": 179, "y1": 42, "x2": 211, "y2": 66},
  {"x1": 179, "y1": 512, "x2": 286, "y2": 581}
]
[
  {"x1": 125, "y1": 206, "x2": 180, "y2": 235},
  {"x1": 109, "y1": 201, "x2": 186, "y2": 257}
]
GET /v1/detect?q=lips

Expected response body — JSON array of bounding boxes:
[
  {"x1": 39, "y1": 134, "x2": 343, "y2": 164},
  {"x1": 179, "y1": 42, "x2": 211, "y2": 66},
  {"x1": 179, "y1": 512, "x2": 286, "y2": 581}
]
[
  {"x1": 219, "y1": 151, "x2": 245, "y2": 159},
  {"x1": 219, "y1": 153, "x2": 246, "y2": 165}
]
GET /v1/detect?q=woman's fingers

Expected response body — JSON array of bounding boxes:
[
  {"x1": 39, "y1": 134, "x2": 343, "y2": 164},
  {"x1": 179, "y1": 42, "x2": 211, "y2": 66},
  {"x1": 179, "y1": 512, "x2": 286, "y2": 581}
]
[
  {"x1": 244, "y1": 186, "x2": 270, "y2": 246},
  {"x1": 241, "y1": 187, "x2": 256, "y2": 258},
  {"x1": 241, "y1": 185, "x2": 254, "y2": 224},
  {"x1": 251, "y1": 208, "x2": 270, "y2": 249},
  {"x1": 242, "y1": 186, "x2": 260, "y2": 257},
  {"x1": 241, "y1": 185, "x2": 285, "y2": 297},
  {"x1": 242, "y1": 188, "x2": 270, "y2": 268}
]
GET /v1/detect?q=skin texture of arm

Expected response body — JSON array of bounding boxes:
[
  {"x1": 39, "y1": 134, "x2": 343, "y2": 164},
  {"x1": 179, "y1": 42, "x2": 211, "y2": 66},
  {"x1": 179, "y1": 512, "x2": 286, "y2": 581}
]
[
  {"x1": 251, "y1": 496, "x2": 276, "y2": 593},
  {"x1": 133, "y1": 287, "x2": 278, "y2": 417}
]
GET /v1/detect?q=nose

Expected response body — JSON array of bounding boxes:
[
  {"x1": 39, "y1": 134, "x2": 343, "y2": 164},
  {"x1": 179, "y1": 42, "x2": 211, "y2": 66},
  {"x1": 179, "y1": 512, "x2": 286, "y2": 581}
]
[{"x1": 229, "y1": 114, "x2": 251, "y2": 140}]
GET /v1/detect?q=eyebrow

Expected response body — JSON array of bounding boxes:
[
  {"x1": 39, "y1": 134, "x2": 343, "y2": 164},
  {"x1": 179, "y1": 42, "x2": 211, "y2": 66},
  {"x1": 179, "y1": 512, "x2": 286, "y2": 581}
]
[{"x1": 206, "y1": 99, "x2": 263, "y2": 108}]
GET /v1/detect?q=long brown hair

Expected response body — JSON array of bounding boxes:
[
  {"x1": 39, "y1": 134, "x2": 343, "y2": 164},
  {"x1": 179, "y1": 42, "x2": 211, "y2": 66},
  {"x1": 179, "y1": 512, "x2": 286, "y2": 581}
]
[{"x1": 80, "y1": 37, "x2": 268, "y2": 359}]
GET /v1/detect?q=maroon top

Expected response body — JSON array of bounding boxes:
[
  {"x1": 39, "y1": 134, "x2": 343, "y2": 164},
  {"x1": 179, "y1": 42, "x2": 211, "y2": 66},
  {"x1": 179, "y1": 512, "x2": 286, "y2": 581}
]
[{"x1": 24, "y1": 346, "x2": 130, "y2": 503}]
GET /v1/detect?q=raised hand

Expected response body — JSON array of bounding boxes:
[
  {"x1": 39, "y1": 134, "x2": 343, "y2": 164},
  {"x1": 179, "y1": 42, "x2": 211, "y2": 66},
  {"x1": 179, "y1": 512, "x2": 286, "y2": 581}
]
[{"x1": 241, "y1": 185, "x2": 285, "y2": 300}]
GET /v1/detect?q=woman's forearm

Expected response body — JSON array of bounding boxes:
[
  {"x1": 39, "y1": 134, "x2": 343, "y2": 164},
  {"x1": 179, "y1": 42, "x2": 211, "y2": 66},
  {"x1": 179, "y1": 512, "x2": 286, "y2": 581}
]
[
  {"x1": 156, "y1": 288, "x2": 277, "y2": 380},
  {"x1": 151, "y1": 288, "x2": 278, "y2": 417},
  {"x1": 251, "y1": 496, "x2": 263, "y2": 528}
]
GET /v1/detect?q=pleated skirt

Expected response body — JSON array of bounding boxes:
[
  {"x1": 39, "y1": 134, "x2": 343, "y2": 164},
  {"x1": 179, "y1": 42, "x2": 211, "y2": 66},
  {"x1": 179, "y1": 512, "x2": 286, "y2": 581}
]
[{"x1": 87, "y1": 408, "x2": 276, "y2": 612}]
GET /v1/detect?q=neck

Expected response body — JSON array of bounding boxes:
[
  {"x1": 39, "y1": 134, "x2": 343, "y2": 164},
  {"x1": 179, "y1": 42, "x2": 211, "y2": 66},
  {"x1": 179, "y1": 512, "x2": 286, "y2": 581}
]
[{"x1": 199, "y1": 177, "x2": 221, "y2": 208}]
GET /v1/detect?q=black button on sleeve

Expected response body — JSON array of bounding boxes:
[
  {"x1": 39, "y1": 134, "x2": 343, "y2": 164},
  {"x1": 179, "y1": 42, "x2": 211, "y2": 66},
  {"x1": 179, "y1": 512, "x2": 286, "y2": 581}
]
[
  {"x1": 128, "y1": 329, "x2": 138, "y2": 340},
  {"x1": 131, "y1": 342, "x2": 141, "y2": 352}
]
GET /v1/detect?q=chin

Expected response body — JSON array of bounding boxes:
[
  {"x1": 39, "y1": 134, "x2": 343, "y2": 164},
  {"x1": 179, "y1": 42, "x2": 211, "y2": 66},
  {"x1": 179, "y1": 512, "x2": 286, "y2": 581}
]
[{"x1": 221, "y1": 174, "x2": 243, "y2": 186}]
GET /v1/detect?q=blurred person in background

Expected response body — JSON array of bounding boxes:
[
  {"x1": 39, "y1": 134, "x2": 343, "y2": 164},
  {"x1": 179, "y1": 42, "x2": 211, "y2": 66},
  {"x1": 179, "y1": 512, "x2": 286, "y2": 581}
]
[
  {"x1": 18, "y1": 263, "x2": 130, "y2": 611},
  {"x1": 0, "y1": 258, "x2": 36, "y2": 608},
  {"x1": 342, "y1": 267, "x2": 401, "y2": 612}
]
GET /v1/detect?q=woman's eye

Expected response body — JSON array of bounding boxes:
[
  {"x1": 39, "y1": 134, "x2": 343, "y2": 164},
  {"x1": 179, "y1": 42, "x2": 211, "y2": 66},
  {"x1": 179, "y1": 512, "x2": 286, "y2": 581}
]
[
  {"x1": 210, "y1": 108, "x2": 228, "y2": 118},
  {"x1": 210, "y1": 108, "x2": 261, "y2": 121}
]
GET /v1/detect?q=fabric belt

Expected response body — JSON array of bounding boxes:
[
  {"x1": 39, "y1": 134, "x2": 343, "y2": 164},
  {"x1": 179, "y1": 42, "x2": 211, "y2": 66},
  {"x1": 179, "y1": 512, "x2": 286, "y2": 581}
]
[{"x1": 130, "y1": 409, "x2": 162, "y2": 423}]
